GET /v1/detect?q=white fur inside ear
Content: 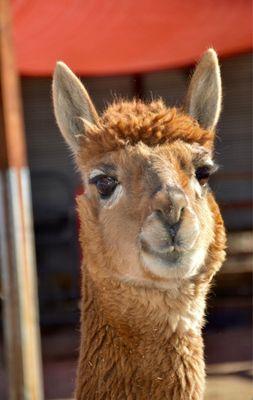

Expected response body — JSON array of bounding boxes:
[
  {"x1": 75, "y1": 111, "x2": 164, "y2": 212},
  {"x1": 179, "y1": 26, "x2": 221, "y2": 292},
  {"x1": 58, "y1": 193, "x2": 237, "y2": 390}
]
[
  {"x1": 52, "y1": 61, "x2": 98, "y2": 152},
  {"x1": 185, "y1": 48, "x2": 222, "y2": 130}
]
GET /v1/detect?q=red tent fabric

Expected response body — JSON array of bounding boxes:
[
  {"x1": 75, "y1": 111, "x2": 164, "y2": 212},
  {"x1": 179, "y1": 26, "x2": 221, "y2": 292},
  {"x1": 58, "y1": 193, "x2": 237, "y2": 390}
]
[{"x1": 11, "y1": 0, "x2": 252, "y2": 76}]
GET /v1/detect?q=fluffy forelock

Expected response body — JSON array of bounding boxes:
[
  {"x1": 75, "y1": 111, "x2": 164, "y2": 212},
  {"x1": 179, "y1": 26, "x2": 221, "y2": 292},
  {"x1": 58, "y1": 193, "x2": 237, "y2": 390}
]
[{"x1": 78, "y1": 99, "x2": 214, "y2": 162}]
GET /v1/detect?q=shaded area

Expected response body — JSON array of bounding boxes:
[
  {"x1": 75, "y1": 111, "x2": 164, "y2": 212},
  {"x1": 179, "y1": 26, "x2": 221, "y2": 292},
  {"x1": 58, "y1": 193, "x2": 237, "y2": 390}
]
[{"x1": 11, "y1": 0, "x2": 252, "y2": 75}]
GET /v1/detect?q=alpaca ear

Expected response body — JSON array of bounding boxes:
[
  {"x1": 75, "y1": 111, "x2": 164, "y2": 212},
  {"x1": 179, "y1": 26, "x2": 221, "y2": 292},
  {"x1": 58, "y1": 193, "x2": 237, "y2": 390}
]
[
  {"x1": 185, "y1": 49, "x2": 222, "y2": 130},
  {"x1": 52, "y1": 62, "x2": 99, "y2": 152}
]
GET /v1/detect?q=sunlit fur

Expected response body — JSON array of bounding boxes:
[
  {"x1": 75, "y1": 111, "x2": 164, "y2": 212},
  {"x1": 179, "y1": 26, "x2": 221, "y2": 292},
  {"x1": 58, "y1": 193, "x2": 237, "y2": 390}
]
[
  {"x1": 52, "y1": 50, "x2": 226, "y2": 400},
  {"x1": 74, "y1": 101, "x2": 226, "y2": 399}
]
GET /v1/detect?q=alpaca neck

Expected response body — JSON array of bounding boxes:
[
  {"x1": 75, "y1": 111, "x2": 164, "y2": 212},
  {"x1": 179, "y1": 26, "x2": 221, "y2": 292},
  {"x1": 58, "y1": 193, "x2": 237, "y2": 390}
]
[{"x1": 75, "y1": 267, "x2": 206, "y2": 400}]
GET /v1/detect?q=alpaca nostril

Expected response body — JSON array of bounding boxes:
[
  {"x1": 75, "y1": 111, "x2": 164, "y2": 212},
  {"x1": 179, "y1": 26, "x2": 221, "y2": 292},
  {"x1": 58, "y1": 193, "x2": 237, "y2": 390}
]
[
  {"x1": 155, "y1": 209, "x2": 165, "y2": 219},
  {"x1": 179, "y1": 206, "x2": 185, "y2": 220}
]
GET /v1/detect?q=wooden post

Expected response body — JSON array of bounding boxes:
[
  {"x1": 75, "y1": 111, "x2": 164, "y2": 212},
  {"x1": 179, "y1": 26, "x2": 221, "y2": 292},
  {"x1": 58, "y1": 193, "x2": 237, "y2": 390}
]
[{"x1": 0, "y1": 1, "x2": 44, "y2": 399}]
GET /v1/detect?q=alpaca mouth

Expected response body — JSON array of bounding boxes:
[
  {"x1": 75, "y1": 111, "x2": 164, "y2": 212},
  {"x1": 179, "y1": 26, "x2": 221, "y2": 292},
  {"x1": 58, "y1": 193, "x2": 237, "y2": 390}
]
[{"x1": 140, "y1": 239, "x2": 182, "y2": 265}]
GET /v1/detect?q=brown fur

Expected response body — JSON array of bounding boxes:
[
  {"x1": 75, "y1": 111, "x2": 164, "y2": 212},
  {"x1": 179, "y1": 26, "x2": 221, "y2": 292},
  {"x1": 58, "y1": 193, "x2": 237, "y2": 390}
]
[
  {"x1": 75, "y1": 186, "x2": 225, "y2": 400},
  {"x1": 52, "y1": 50, "x2": 226, "y2": 400},
  {"x1": 74, "y1": 101, "x2": 226, "y2": 399},
  {"x1": 77, "y1": 101, "x2": 214, "y2": 164}
]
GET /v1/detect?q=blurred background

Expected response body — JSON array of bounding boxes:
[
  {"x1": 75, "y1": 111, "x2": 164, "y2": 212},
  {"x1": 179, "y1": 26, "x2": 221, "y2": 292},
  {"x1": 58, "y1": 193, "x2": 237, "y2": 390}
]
[{"x1": 0, "y1": 1, "x2": 252, "y2": 399}]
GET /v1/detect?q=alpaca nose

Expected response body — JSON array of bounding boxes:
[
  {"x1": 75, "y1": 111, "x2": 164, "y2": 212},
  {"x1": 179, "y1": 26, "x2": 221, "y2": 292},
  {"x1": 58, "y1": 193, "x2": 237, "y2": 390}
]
[{"x1": 153, "y1": 186, "x2": 187, "y2": 237}]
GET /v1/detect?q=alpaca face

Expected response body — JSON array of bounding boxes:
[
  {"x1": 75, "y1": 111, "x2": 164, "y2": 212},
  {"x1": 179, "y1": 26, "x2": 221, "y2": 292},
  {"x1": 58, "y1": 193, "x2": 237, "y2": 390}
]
[
  {"x1": 53, "y1": 49, "x2": 222, "y2": 286},
  {"x1": 79, "y1": 139, "x2": 216, "y2": 283}
]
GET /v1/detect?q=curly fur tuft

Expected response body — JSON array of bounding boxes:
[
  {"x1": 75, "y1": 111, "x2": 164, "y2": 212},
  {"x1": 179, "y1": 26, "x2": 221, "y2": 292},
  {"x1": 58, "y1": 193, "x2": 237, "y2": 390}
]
[{"x1": 78, "y1": 100, "x2": 214, "y2": 162}]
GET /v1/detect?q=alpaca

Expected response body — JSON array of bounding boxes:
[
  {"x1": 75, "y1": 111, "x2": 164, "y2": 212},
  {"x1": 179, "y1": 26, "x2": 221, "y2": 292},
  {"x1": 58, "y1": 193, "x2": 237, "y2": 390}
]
[{"x1": 52, "y1": 49, "x2": 226, "y2": 400}]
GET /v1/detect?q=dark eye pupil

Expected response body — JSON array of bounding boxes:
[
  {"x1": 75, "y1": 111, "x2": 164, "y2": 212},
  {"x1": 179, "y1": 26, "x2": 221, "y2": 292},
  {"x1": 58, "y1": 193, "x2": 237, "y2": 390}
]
[
  {"x1": 96, "y1": 176, "x2": 117, "y2": 197},
  {"x1": 195, "y1": 166, "x2": 210, "y2": 185}
]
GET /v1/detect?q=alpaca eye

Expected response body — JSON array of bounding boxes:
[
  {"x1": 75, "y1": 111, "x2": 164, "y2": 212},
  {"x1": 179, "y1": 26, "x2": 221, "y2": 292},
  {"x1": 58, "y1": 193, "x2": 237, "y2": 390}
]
[
  {"x1": 95, "y1": 176, "x2": 118, "y2": 198},
  {"x1": 195, "y1": 166, "x2": 211, "y2": 186}
]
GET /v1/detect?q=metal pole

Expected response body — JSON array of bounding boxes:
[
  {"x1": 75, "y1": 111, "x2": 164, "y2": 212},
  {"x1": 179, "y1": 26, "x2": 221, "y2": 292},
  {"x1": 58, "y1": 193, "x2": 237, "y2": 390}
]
[{"x1": 0, "y1": 1, "x2": 44, "y2": 399}]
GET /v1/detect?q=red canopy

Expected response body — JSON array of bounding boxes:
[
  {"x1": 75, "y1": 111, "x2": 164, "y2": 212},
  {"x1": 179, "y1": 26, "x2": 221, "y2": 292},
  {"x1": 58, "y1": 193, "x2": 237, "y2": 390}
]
[{"x1": 11, "y1": 0, "x2": 252, "y2": 76}]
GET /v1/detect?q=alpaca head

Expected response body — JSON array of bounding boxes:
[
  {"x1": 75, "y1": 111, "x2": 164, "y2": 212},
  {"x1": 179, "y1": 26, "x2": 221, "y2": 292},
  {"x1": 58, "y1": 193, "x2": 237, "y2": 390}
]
[{"x1": 53, "y1": 49, "x2": 223, "y2": 288}]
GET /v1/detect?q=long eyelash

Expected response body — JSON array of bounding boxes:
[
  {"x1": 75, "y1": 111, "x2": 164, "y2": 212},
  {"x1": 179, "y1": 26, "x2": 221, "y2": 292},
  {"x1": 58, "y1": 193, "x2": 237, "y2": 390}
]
[
  {"x1": 89, "y1": 174, "x2": 119, "y2": 186},
  {"x1": 195, "y1": 162, "x2": 219, "y2": 176},
  {"x1": 207, "y1": 163, "x2": 219, "y2": 175},
  {"x1": 88, "y1": 174, "x2": 106, "y2": 185}
]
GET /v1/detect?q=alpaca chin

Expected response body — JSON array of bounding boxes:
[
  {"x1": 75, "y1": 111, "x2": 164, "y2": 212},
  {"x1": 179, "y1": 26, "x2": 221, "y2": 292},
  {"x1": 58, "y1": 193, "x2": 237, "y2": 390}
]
[{"x1": 140, "y1": 245, "x2": 207, "y2": 280}]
